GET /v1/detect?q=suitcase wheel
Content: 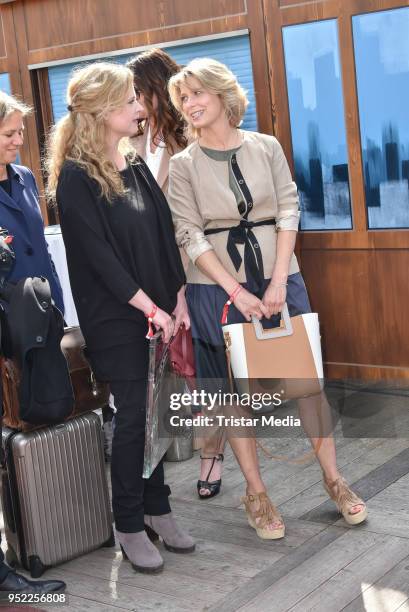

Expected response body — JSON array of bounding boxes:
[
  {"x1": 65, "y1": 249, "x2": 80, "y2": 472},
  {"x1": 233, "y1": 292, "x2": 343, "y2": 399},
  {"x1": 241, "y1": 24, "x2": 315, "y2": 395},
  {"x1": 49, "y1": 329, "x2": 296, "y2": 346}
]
[
  {"x1": 102, "y1": 528, "x2": 115, "y2": 548},
  {"x1": 28, "y1": 555, "x2": 46, "y2": 579},
  {"x1": 5, "y1": 547, "x2": 18, "y2": 568}
]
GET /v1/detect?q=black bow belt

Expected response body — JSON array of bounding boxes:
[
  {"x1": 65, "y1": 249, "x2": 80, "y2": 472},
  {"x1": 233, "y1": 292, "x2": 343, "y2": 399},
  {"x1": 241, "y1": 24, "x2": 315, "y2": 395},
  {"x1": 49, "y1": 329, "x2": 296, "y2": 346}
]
[{"x1": 204, "y1": 218, "x2": 276, "y2": 291}]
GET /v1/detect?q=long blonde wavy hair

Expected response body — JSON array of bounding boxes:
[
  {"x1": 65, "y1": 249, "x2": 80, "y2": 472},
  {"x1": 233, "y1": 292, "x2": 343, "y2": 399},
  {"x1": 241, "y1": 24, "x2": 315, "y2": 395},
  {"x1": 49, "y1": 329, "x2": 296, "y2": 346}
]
[{"x1": 46, "y1": 61, "x2": 135, "y2": 201}]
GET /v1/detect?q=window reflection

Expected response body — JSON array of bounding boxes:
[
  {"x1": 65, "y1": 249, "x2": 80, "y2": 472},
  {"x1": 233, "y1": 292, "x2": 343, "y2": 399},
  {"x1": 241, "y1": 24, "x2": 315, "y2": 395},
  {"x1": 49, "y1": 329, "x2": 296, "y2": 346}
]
[
  {"x1": 353, "y1": 7, "x2": 409, "y2": 229},
  {"x1": 283, "y1": 20, "x2": 352, "y2": 231}
]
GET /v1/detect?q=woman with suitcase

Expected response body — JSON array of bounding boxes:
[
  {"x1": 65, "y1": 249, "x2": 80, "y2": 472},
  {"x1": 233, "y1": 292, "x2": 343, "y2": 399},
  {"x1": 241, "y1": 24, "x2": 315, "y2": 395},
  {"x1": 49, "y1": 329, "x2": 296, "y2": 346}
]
[
  {"x1": 167, "y1": 58, "x2": 367, "y2": 540},
  {"x1": 46, "y1": 61, "x2": 195, "y2": 574},
  {"x1": 0, "y1": 90, "x2": 66, "y2": 595}
]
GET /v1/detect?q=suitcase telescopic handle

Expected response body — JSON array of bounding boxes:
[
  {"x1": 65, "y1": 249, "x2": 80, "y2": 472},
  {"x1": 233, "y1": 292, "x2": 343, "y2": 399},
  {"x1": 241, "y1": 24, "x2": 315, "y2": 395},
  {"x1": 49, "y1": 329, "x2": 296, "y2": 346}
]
[{"x1": 251, "y1": 303, "x2": 293, "y2": 340}]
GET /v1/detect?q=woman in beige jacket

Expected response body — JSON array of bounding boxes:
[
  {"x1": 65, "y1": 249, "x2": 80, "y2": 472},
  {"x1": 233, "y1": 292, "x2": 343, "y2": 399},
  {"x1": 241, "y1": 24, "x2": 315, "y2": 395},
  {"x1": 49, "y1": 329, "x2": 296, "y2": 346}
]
[{"x1": 167, "y1": 58, "x2": 367, "y2": 540}]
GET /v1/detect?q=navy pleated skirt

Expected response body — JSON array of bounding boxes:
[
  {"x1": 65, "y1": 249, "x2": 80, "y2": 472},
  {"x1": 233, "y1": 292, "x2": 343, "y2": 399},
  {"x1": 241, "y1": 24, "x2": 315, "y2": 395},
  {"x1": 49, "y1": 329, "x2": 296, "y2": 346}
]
[{"x1": 186, "y1": 272, "x2": 311, "y2": 382}]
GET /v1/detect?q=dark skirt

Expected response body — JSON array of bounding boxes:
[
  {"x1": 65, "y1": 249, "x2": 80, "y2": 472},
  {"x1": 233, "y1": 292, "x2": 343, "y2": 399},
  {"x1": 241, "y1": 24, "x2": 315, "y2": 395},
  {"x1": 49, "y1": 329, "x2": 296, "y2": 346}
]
[{"x1": 186, "y1": 272, "x2": 311, "y2": 382}]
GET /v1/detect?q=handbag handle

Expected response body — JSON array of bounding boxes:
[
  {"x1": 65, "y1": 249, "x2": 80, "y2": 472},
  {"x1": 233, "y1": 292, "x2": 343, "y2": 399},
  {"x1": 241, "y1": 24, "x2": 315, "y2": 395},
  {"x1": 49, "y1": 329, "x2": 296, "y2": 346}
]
[{"x1": 251, "y1": 303, "x2": 293, "y2": 340}]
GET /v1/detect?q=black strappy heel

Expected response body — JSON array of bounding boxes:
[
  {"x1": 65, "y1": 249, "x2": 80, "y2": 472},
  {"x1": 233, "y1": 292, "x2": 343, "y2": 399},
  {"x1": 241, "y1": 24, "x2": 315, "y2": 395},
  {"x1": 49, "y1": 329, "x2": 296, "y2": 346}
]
[{"x1": 197, "y1": 454, "x2": 224, "y2": 499}]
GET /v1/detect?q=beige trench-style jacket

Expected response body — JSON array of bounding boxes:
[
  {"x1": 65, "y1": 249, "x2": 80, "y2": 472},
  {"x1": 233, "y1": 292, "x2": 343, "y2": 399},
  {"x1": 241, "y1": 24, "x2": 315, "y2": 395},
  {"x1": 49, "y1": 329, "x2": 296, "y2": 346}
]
[{"x1": 167, "y1": 130, "x2": 300, "y2": 285}]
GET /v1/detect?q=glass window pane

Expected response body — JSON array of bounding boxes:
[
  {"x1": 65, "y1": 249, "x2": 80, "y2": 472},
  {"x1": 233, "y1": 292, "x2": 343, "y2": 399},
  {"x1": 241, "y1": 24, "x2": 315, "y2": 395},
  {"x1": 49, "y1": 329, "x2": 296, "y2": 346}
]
[
  {"x1": 283, "y1": 20, "x2": 352, "y2": 231},
  {"x1": 0, "y1": 73, "x2": 11, "y2": 94},
  {"x1": 353, "y1": 7, "x2": 409, "y2": 229},
  {"x1": 48, "y1": 36, "x2": 257, "y2": 131}
]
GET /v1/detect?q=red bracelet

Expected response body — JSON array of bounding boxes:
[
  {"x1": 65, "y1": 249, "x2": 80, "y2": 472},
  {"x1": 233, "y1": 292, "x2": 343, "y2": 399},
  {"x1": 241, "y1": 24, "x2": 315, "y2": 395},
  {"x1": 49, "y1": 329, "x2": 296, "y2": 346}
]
[
  {"x1": 145, "y1": 304, "x2": 158, "y2": 339},
  {"x1": 221, "y1": 285, "x2": 242, "y2": 325}
]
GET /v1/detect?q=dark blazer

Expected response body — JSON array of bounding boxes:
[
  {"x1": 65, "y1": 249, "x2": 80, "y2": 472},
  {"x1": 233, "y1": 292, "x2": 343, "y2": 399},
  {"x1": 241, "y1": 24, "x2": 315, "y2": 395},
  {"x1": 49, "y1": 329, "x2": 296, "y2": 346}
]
[
  {"x1": 6, "y1": 276, "x2": 73, "y2": 424},
  {"x1": 0, "y1": 164, "x2": 64, "y2": 313}
]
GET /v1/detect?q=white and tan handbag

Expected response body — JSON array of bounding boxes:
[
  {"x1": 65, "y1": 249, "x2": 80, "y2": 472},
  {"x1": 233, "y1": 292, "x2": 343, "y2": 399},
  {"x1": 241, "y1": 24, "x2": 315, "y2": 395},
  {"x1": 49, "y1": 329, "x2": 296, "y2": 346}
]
[{"x1": 223, "y1": 304, "x2": 324, "y2": 401}]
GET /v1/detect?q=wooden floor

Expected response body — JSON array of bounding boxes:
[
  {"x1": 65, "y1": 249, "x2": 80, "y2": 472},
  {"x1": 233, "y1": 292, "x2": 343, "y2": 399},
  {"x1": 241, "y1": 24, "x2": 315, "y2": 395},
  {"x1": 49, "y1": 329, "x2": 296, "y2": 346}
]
[{"x1": 2, "y1": 386, "x2": 409, "y2": 611}]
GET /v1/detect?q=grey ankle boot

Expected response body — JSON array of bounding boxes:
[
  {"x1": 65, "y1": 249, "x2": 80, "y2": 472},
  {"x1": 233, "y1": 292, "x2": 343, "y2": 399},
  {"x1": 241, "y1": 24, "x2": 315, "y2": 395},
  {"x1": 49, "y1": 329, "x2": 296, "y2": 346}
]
[
  {"x1": 144, "y1": 513, "x2": 196, "y2": 553},
  {"x1": 116, "y1": 529, "x2": 164, "y2": 573}
]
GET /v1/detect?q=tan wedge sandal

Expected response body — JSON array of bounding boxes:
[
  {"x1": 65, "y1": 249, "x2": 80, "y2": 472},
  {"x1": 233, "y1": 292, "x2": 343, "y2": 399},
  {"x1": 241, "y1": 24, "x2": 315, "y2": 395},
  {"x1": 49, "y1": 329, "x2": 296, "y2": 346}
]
[
  {"x1": 241, "y1": 492, "x2": 285, "y2": 540},
  {"x1": 323, "y1": 475, "x2": 368, "y2": 525}
]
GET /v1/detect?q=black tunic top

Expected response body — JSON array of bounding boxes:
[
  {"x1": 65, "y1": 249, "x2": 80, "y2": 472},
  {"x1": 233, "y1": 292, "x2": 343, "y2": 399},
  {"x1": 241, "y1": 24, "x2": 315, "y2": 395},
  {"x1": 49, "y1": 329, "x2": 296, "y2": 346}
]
[{"x1": 56, "y1": 158, "x2": 185, "y2": 352}]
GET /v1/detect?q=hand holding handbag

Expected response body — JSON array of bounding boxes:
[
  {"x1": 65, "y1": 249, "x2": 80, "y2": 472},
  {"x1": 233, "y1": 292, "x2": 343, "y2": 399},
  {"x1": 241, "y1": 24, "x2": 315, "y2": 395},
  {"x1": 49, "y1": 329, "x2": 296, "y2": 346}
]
[
  {"x1": 168, "y1": 324, "x2": 196, "y2": 389},
  {"x1": 223, "y1": 304, "x2": 324, "y2": 401}
]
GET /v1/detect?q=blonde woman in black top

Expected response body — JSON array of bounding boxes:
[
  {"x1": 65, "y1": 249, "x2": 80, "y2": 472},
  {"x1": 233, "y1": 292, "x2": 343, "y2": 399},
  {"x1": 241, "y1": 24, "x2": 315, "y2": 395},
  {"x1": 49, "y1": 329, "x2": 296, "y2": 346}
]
[{"x1": 46, "y1": 62, "x2": 195, "y2": 573}]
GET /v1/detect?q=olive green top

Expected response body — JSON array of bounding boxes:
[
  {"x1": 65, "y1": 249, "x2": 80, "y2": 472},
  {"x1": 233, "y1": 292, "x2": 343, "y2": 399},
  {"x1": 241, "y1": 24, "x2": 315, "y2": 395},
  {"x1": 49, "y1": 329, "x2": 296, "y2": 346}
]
[{"x1": 200, "y1": 145, "x2": 245, "y2": 214}]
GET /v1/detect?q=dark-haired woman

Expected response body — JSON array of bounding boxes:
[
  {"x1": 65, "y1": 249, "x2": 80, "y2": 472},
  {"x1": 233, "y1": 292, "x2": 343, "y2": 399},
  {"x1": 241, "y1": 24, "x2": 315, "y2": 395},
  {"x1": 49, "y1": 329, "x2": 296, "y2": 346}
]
[
  {"x1": 127, "y1": 48, "x2": 226, "y2": 499},
  {"x1": 127, "y1": 48, "x2": 187, "y2": 195}
]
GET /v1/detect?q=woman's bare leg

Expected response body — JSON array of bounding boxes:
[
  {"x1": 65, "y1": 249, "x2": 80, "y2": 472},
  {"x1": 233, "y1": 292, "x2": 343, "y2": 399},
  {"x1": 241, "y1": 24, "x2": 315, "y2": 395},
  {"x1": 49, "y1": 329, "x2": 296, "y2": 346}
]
[
  {"x1": 223, "y1": 399, "x2": 282, "y2": 530},
  {"x1": 227, "y1": 435, "x2": 265, "y2": 493},
  {"x1": 198, "y1": 425, "x2": 226, "y2": 496},
  {"x1": 227, "y1": 433, "x2": 283, "y2": 530},
  {"x1": 297, "y1": 392, "x2": 364, "y2": 513}
]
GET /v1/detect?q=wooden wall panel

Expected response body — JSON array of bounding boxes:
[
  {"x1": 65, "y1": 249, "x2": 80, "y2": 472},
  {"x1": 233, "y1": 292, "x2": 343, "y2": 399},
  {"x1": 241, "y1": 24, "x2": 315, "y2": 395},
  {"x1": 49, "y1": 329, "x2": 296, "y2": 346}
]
[
  {"x1": 159, "y1": 0, "x2": 246, "y2": 27},
  {"x1": 280, "y1": 0, "x2": 409, "y2": 24},
  {"x1": 21, "y1": 0, "x2": 246, "y2": 65},
  {"x1": 3, "y1": 1, "x2": 47, "y2": 220},
  {"x1": 247, "y1": 0, "x2": 274, "y2": 135},
  {"x1": 301, "y1": 249, "x2": 409, "y2": 372},
  {"x1": 326, "y1": 363, "x2": 409, "y2": 380},
  {"x1": 0, "y1": 11, "x2": 6, "y2": 58},
  {"x1": 1, "y1": 3, "x2": 26, "y2": 158},
  {"x1": 279, "y1": 0, "x2": 326, "y2": 6},
  {"x1": 338, "y1": 0, "x2": 367, "y2": 233},
  {"x1": 262, "y1": 0, "x2": 294, "y2": 162},
  {"x1": 1, "y1": 5, "x2": 20, "y2": 89}
]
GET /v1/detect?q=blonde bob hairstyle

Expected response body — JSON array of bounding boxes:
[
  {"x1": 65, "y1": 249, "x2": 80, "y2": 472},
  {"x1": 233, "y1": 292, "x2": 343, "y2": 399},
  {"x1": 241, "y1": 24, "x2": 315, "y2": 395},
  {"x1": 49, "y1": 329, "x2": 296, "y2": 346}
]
[
  {"x1": 46, "y1": 61, "x2": 135, "y2": 202},
  {"x1": 168, "y1": 58, "x2": 248, "y2": 139},
  {"x1": 0, "y1": 91, "x2": 32, "y2": 123}
]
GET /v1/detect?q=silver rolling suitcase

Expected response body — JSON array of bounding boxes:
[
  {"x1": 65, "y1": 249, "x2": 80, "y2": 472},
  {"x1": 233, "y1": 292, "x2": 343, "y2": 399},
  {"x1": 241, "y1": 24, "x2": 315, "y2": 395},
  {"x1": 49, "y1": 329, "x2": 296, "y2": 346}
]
[{"x1": 1, "y1": 412, "x2": 114, "y2": 577}]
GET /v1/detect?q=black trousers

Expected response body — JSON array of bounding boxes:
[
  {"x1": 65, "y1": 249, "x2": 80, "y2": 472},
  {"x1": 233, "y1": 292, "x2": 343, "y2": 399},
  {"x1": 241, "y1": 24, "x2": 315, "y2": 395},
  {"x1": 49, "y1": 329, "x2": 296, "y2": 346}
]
[{"x1": 109, "y1": 378, "x2": 171, "y2": 532}]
